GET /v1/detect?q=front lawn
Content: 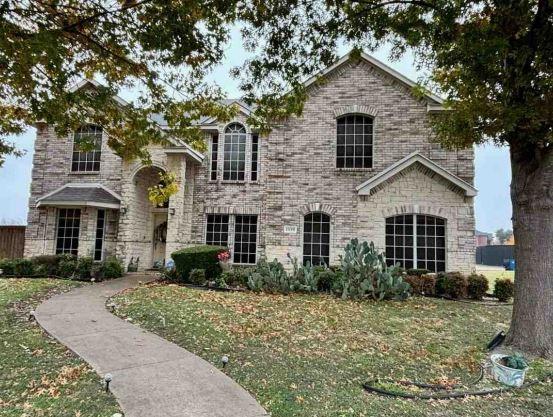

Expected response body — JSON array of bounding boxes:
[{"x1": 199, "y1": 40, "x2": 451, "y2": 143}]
[
  {"x1": 112, "y1": 284, "x2": 552, "y2": 417},
  {"x1": 0, "y1": 279, "x2": 121, "y2": 417},
  {"x1": 479, "y1": 269, "x2": 515, "y2": 292}
]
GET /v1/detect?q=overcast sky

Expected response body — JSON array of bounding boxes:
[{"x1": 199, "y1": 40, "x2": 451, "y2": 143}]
[{"x1": 0, "y1": 33, "x2": 512, "y2": 232}]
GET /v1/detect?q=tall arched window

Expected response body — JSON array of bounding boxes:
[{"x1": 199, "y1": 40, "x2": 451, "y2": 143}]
[
  {"x1": 336, "y1": 114, "x2": 373, "y2": 169},
  {"x1": 385, "y1": 214, "x2": 446, "y2": 273},
  {"x1": 303, "y1": 212, "x2": 330, "y2": 266},
  {"x1": 223, "y1": 123, "x2": 247, "y2": 181},
  {"x1": 72, "y1": 124, "x2": 102, "y2": 172}
]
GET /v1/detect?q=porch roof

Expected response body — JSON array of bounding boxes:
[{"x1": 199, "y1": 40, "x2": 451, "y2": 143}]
[{"x1": 36, "y1": 183, "x2": 121, "y2": 209}]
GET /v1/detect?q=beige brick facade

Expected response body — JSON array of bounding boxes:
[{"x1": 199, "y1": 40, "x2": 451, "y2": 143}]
[{"x1": 24, "y1": 55, "x2": 476, "y2": 273}]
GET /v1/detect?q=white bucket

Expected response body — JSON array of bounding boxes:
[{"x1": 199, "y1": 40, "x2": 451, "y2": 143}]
[{"x1": 490, "y1": 354, "x2": 528, "y2": 387}]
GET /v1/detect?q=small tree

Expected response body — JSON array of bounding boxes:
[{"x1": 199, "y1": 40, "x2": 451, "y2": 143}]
[{"x1": 495, "y1": 228, "x2": 514, "y2": 245}]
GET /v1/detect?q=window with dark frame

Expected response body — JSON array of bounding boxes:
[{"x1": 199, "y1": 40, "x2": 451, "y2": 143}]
[
  {"x1": 385, "y1": 214, "x2": 446, "y2": 273},
  {"x1": 223, "y1": 123, "x2": 247, "y2": 181},
  {"x1": 303, "y1": 212, "x2": 330, "y2": 266},
  {"x1": 336, "y1": 114, "x2": 373, "y2": 169},
  {"x1": 210, "y1": 134, "x2": 219, "y2": 181},
  {"x1": 251, "y1": 133, "x2": 259, "y2": 181},
  {"x1": 94, "y1": 209, "x2": 106, "y2": 261},
  {"x1": 56, "y1": 208, "x2": 81, "y2": 256},
  {"x1": 206, "y1": 214, "x2": 229, "y2": 246},
  {"x1": 72, "y1": 124, "x2": 102, "y2": 172},
  {"x1": 233, "y1": 215, "x2": 257, "y2": 264}
]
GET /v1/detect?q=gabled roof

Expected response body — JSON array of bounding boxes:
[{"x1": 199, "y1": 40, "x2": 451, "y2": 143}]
[
  {"x1": 36, "y1": 183, "x2": 122, "y2": 209},
  {"x1": 356, "y1": 152, "x2": 477, "y2": 197},
  {"x1": 303, "y1": 50, "x2": 444, "y2": 111}
]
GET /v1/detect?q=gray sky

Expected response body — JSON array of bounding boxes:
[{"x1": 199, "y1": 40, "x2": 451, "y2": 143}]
[{"x1": 0, "y1": 33, "x2": 512, "y2": 232}]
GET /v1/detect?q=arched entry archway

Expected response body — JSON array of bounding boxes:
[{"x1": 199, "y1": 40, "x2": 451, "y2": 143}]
[{"x1": 130, "y1": 165, "x2": 169, "y2": 269}]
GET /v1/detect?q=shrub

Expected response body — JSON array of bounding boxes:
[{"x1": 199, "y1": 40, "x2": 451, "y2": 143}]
[
  {"x1": 340, "y1": 239, "x2": 410, "y2": 300},
  {"x1": 101, "y1": 256, "x2": 124, "y2": 279},
  {"x1": 32, "y1": 255, "x2": 60, "y2": 276},
  {"x1": 436, "y1": 272, "x2": 467, "y2": 299},
  {"x1": 247, "y1": 258, "x2": 290, "y2": 293},
  {"x1": 316, "y1": 268, "x2": 339, "y2": 292},
  {"x1": 56, "y1": 254, "x2": 78, "y2": 278},
  {"x1": 74, "y1": 257, "x2": 93, "y2": 281},
  {"x1": 220, "y1": 267, "x2": 250, "y2": 288},
  {"x1": 467, "y1": 273, "x2": 489, "y2": 300},
  {"x1": 171, "y1": 245, "x2": 225, "y2": 283},
  {"x1": 406, "y1": 268, "x2": 431, "y2": 277},
  {"x1": 0, "y1": 258, "x2": 16, "y2": 276},
  {"x1": 13, "y1": 258, "x2": 35, "y2": 276},
  {"x1": 494, "y1": 278, "x2": 514, "y2": 302},
  {"x1": 189, "y1": 269, "x2": 207, "y2": 285},
  {"x1": 404, "y1": 274, "x2": 436, "y2": 295}
]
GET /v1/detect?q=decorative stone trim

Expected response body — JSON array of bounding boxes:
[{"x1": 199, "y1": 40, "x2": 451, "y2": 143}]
[
  {"x1": 298, "y1": 202, "x2": 337, "y2": 216},
  {"x1": 380, "y1": 204, "x2": 451, "y2": 220},
  {"x1": 204, "y1": 205, "x2": 261, "y2": 215},
  {"x1": 333, "y1": 104, "x2": 379, "y2": 118},
  {"x1": 129, "y1": 161, "x2": 167, "y2": 179}
]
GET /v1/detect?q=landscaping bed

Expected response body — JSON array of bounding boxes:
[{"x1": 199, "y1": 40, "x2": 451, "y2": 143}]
[
  {"x1": 0, "y1": 278, "x2": 121, "y2": 417},
  {"x1": 112, "y1": 283, "x2": 552, "y2": 417}
]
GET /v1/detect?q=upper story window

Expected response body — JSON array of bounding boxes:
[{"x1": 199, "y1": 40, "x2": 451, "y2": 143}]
[
  {"x1": 223, "y1": 123, "x2": 246, "y2": 181},
  {"x1": 336, "y1": 114, "x2": 373, "y2": 169},
  {"x1": 251, "y1": 133, "x2": 259, "y2": 182},
  {"x1": 210, "y1": 134, "x2": 219, "y2": 181},
  {"x1": 72, "y1": 124, "x2": 102, "y2": 172}
]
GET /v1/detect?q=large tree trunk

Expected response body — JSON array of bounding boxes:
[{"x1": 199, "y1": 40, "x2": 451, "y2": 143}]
[{"x1": 505, "y1": 145, "x2": 553, "y2": 359}]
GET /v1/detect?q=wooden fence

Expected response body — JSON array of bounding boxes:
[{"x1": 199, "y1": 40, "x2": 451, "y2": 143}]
[{"x1": 0, "y1": 226, "x2": 26, "y2": 259}]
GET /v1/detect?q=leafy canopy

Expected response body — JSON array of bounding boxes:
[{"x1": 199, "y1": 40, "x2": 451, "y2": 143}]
[{"x1": 1, "y1": 0, "x2": 551, "y2": 165}]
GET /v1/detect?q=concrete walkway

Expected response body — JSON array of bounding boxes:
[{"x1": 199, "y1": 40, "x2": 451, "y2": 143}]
[{"x1": 36, "y1": 274, "x2": 268, "y2": 417}]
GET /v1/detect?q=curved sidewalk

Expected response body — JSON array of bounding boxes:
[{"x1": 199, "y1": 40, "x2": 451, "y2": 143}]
[{"x1": 36, "y1": 274, "x2": 268, "y2": 417}]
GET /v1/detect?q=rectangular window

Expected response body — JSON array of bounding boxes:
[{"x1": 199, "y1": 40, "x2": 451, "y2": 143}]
[
  {"x1": 210, "y1": 134, "x2": 219, "y2": 181},
  {"x1": 206, "y1": 214, "x2": 229, "y2": 246},
  {"x1": 223, "y1": 124, "x2": 246, "y2": 181},
  {"x1": 56, "y1": 208, "x2": 81, "y2": 256},
  {"x1": 233, "y1": 215, "x2": 257, "y2": 264},
  {"x1": 94, "y1": 209, "x2": 106, "y2": 261},
  {"x1": 251, "y1": 134, "x2": 259, "y2": 182},
  {"x1": 336, "y1": 115, "x2": 373, "y2": 169},
  {"x1": 72, "y1": 125, "x2": 102, "y2": 172}
]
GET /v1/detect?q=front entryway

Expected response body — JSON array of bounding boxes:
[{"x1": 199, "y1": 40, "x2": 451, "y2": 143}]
[{"x1": 152, "y1": 212, "x2": 167, "y2": 268}]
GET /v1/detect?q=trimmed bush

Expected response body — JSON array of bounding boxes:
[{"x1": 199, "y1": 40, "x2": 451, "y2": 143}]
[
  {"x1": 405, "y1": 274, "x2": 436, "y2": 295},
  {"x1": 467, "y1": 273, "x2": 489, "y2": 300},
  {"x1": 436, "y1": 272, "x2": 468, "y2": 299},
  {"x1": 189, "y1": 269, "x2": 207, "y2": 285},
  {"x1": 220, "y1": 267, "x2": 250, "y2": 288},
  {"x1": 171, "y1": 245, "x2": 225, "y2": 283},
  {"x1": 13, "y1": 258, "x2": 35, "y2": 276},
  {"x1": 75, "y1": 257, "x2": 93, "y2": 281},
  {"x1": 32, "y1": 255, "x2": 60, "y2": 276},
  {"x1": 494, "y1": 278, "x2": 514, "y2": 302},
  {"x1": 56, "y1": 254, "x2": 78, "y2": 278},
  {"x1": 101, "y1": 256, "x2": 124, "y2": 279},
  {"x1": 406, "y1": 268, "x2": 431, "y2": 277},
  {"x1": 0, "y1": 258, "x2": 16, "y2": 276},
  {"x1": 316, "y1": 268, "x2": 339, "y2": 292}
]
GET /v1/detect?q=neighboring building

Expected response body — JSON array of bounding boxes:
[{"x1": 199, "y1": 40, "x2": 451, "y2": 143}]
[
  {"x1": 24, "y1": 51, "x2": 477, "y2": 273},
  {"x1": 475, "y1": 230, "x2": 493, "y2": 247}
]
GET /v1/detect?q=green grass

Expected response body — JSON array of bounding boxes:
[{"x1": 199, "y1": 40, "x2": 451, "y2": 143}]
[
  {"x1": 112, "y1": 283, "x2": 552, "y2": 417},
  {"x1": 478, "y1": 269, "x2": 515, "y2": 291},
  {"x1": 0, "y1": 278, "x2": 121, "y2": 417}
]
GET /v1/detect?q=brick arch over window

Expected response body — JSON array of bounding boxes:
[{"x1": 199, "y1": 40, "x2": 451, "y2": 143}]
[
  {"x1": 299, "y1": 203, "x2": 337, "y2": 216},
  {"x1": 333, "y1": 104, "x2": 379, "y2": 118},
  {"x1": 385, "y1": 213, "x2": 447, "y2": 273},
  {"x1": 336, "y1": 114, "x2": 374, "y2": 169}
]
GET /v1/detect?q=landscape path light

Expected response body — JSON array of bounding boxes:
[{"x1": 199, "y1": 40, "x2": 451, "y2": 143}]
[{"x1": 104, "y1": 373, "x2": 113, "y2": 392}]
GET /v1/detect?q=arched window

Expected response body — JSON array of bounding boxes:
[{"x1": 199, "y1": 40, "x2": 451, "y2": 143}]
[
  {"x1": 223, "y1": 123, "x2": 247, "y2": 181},
  {"x1": 336, "y1": 114, "x2": 373, "y2": 169},
  {"x1": 385, "y1": 214, "x2": 446, "y2": 273},
  {"x1": 72, "y1": 124, "x2": 102, "y2": 172},
  {"x1": 303, "y1": 212, "x2": 330, "y2": 266}
]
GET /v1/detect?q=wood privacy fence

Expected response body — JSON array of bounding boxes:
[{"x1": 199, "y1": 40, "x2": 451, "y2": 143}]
[{"x1": 0, "y1": 226, "x2": 25, "y2": 259}]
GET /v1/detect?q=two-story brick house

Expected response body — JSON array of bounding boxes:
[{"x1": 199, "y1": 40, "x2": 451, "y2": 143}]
[{"x1": 24, "y1": 51, "x2": 477, "y2": 272}]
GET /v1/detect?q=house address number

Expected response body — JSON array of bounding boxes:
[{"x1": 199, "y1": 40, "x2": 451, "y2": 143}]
[{"x1": 284, "y1": 225, "x2": 298, "y2": 234}]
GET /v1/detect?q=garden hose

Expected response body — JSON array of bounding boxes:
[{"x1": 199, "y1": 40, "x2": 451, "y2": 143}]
[{"x1": 362, "y1": 364, "x2": 544, "y2": 400}]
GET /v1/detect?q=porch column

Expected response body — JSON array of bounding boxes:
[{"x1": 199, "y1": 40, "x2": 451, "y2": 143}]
[{"x1": 165, "y1": 154, "x2": 190, "y2": 260}]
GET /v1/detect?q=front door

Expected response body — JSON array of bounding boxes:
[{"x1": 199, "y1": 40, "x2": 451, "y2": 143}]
[{"x1": 152, "y1": 213, "x2": 167, "y2": 268}]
